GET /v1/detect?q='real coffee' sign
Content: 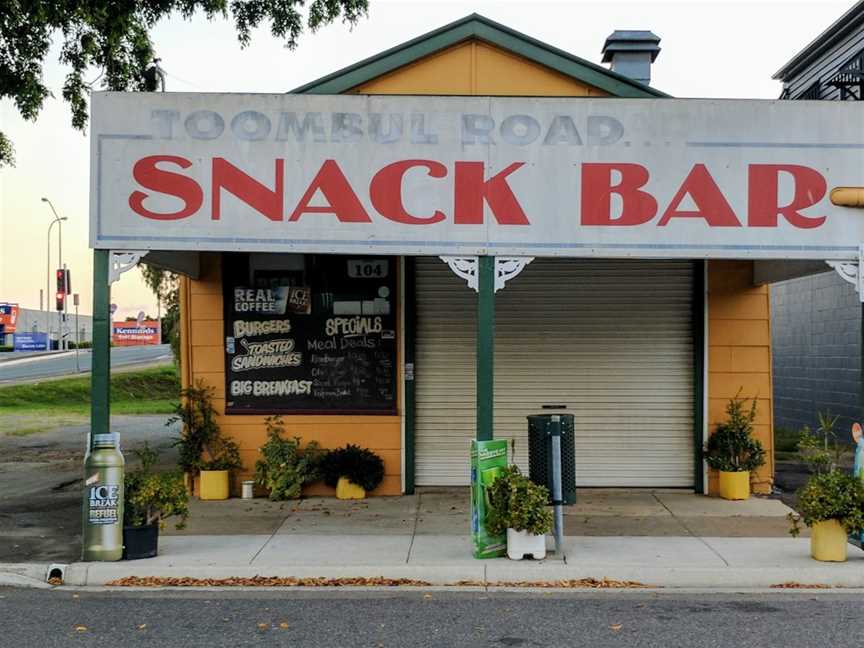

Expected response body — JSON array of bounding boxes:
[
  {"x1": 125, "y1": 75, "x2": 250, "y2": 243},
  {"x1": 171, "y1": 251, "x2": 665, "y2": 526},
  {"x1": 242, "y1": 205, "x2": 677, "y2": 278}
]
[{"x1": 223, "y1": 254, "x2": 397, "y2": 414}]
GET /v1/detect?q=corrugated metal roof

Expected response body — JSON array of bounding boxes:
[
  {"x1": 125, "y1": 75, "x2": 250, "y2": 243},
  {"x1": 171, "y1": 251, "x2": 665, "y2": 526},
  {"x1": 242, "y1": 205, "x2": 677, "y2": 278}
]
[{"x1": 773, "y1": 0, "x2": 864, "y2": 81}]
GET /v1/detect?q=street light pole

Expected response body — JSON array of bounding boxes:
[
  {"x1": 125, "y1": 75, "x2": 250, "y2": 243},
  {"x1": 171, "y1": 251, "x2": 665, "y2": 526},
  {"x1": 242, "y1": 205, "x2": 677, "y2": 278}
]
[{"x1": 41, "y1": 198, "x2": 67, "y2": 350}]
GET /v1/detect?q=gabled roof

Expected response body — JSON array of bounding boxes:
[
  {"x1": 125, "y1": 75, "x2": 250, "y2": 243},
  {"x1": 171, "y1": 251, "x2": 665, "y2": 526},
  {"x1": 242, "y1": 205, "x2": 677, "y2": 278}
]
[
  {"x1": 292, "y1": 13, "x2": 668, "y2": 98},
  {"x1": 774, "y1": 0, "x2": 864, "y2": 80}
]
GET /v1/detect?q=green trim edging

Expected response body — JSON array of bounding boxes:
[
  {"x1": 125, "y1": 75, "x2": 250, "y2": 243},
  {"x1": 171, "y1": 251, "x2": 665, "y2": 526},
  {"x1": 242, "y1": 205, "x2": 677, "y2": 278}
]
[
  {"x1": 293, "y1": 14, "x2": 667, "y2": 98},
  {"x1": 403, "y1": 256, "x2": 416, "y2": 494},
  {"x1": 476, "y1": 256, "x2": 495, "y2": 442},
  {"x1": 91, "y1": 249, "x2": 111, "y2": 446},
  {"x1": 693, "y1": 260, "x2": 706, "y2": 494}
]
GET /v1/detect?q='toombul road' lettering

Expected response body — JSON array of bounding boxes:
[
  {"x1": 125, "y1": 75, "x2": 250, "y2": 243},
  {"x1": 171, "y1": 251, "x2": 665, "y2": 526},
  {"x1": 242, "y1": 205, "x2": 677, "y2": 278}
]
[{"x1": 128, "y1": 157, "x2": 829, "y2": 229}]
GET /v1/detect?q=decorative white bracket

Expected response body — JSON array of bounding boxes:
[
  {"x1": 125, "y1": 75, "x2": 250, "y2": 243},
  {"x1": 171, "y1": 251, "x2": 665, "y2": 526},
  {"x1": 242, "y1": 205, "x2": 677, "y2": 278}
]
[
  {"x1": 826, "y1": 244, "x2": 864, "y2": 302},
  {"x1": 440, "y1": 256, "x2": 479, "y2": 290},
  {"x1": 109, "y1": 250, "x2": 148, "y2": 285},
  {"x1": 495, "y1": 257, "x2": 534, "y2": 292},
  {"x1": 440, "y1": 256, "x2": 533, "y2": 292}
]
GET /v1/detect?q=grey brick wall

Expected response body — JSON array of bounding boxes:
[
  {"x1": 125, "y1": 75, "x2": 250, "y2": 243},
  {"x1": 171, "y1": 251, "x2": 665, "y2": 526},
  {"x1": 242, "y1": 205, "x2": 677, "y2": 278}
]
[{"x1": 771, "y1": 271, "x2": 861, "y2": 434}]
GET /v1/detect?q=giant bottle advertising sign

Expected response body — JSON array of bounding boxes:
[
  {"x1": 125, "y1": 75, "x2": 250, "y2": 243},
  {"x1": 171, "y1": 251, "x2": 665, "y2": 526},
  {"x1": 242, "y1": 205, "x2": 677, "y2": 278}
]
[{"x1": 91, "y1": 93, "x2": 864, "y2": 260}]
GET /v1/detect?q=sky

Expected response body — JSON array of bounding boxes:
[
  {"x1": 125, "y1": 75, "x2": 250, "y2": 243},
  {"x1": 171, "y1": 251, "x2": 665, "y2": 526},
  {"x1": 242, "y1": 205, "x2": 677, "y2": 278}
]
[{"x1": 0, "y1": 0, "x2": 851, "y2": 319}]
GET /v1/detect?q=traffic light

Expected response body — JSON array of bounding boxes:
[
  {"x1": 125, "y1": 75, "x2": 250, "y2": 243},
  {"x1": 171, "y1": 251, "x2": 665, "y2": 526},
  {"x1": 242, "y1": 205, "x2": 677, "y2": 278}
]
[{"x1": 55, "y1": 269, "x2": 69, "y2": 311}]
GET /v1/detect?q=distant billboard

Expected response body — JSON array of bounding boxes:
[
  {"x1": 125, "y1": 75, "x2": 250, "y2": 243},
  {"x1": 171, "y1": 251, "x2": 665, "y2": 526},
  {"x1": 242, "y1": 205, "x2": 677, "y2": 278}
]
[
  {"x1": 112, "y1": 320, "x2": 161, "y2": 346},
  {"x1": 0, "y1": 303, "x2": 19, "y2": 333},
  {"x1": 13, "y1": 332, "x2": 48, "y2": 351}
]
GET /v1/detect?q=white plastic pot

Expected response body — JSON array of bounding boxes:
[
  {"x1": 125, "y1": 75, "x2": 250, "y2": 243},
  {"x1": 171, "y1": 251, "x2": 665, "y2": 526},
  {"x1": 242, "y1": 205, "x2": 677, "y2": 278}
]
[{"x1": 507, "y1": 528, "x2": 547, "y2": 560}]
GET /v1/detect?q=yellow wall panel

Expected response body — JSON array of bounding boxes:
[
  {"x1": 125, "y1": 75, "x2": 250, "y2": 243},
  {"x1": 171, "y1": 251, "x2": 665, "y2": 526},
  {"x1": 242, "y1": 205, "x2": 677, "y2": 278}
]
[
  {"x1": 706, "y1": 260, "x2": 774, "y2": 495},
  {"x1": 191, "y1": 345, "x2": 224, "y2": 374},
  {"x1": 190, "y1": 320, "x2": 223, "y2": 347},
  {"x1": 708, "y1": 319, "x2": 770, "y2": 347},
  {"x1": 353, "y1": 41, "x2": 604, "y2": 97},
  {"x1": 190, "y1": 293, "x2": 223, "y2": 321}
]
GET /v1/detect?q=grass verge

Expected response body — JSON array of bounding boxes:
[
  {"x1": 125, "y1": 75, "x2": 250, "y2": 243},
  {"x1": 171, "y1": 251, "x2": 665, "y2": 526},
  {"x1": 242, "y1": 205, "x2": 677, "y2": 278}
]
[{"x1": 0, "y1": 365, "x2": 180, "y2": 416}]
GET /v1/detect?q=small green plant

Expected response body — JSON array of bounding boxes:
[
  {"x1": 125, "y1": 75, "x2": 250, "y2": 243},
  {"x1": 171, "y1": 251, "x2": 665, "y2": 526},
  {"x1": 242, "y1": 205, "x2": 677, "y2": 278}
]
[
  {"x1": 705, "y1": 392, "x2": 765, "y2": 473},
  {"x1": 797, "y1": 411, "x2": 851, "y2": 474},
  {"x1": 789, "y1": 470, "x2": 864, "y2": 537},
  {"x1": 169, "y1": 381, "x2": 242, "y2": 475},
  {"x1": 485, "y1": 465, "x2": 553, "y2": 536},
  {"x1": 254, "y1": 416, "x2": 324, "y2": 500},
  {"x1": 124, "y1": 442, "x2": 189, "y2": 529},
  {"x1": 321, "y1": 444, "x2": 385, "y2": 492}
]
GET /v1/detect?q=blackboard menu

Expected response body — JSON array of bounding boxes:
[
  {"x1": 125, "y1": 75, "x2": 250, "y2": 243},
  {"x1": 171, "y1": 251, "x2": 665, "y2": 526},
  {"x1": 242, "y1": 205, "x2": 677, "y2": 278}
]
[{"x1": 223, "y1": 254, "x2": 397, "y2": 414}]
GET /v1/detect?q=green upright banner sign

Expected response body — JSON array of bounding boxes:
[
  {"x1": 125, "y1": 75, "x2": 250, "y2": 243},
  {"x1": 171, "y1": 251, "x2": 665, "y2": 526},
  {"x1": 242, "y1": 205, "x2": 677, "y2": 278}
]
[{"x1": 470, "y1": 439, "x2": 508, "y2": 559}]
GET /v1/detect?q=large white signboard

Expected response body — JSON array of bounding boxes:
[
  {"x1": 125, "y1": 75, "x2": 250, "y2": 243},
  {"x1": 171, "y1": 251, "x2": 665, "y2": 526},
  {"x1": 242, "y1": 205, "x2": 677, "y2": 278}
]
[{"x1": 91, "y1": 92, "x2": 864, "y2": 259}]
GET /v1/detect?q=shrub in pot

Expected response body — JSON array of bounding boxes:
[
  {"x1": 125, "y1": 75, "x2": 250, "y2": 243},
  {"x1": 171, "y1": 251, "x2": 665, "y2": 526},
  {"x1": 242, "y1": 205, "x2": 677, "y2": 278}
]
[
  {"x1": 704, "y1": 393, "x2": 765, "y2": 500},
  {"x1": 485, "y1": 465, "x2": 553, "y2": 560},
  {"x1": 254, "y1": 416, "x2": 325, "y2": 500},
  {"x1": 170, "y1": 382, "x2": 242, "y2": 500},
  {"x1": 321, "y1": 445, "x2": 385, "y2": 499},
  {"x1": 789, "y1": 470, "x2": 864, "y2": 562},
  {"x1": 123, "y1": 443, "x2": 189, "y2": 560}
]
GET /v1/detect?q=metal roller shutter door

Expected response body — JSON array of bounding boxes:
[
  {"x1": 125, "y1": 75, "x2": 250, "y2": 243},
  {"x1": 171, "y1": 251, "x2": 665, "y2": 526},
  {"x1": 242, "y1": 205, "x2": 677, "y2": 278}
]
[{"x1": 414, "y1": 258, "x2": 695, "y2": 487}]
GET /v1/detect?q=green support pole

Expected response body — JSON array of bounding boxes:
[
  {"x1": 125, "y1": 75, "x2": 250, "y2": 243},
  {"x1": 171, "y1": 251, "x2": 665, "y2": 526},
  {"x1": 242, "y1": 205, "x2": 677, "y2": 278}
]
[
  {"x1": 91, "y1": 249, "x2": 111, "y2": 447},
  {"x1": 404, "y1": 256, "x2": 416, "y2": 494},
  {"x1": 477, "y1": 256, "x2": 495, "y2": 441}
]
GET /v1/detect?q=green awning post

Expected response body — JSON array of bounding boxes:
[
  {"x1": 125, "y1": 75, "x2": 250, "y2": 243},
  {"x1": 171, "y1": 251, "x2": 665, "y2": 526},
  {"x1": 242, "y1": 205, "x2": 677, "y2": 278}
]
[
  {"x1": 91, "y1": 249, "x2": 111, "y2": 449},
  {"x1": 477, "y1": 256, "x2": 495, "y2": 441}
]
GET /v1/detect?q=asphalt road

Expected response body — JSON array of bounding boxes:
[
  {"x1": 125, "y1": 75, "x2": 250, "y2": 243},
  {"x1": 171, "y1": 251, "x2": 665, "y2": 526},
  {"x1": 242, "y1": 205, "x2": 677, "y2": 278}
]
[
  {"x1": 0, "y1": 344, "x2": 172, "y2": 384},
  {"x1": 0, "y1": 589, "x2": 862, "y2": 647}
]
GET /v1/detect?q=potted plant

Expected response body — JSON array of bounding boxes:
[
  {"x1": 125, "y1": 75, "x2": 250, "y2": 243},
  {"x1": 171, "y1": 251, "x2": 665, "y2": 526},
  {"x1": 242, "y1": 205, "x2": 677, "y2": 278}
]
[
  {"x1": 705, "y1": 393, "x2": 765, "y2": 500},
  {"x1": 123, "y1": 443, "x2": 189, "y2": 560},
  {"x1": 254, "y1": 416, "x2": 325, "y2": 500},
  {"x1": 789, "y1": 470, "x2": 864, "y2": 562},
  {"x1": 170, "y1": 381, "x2": 242, "y2": 500},
  {"x1": 485, "y1": 465, "x2": 553, "y2": 560},
  {"x1": 320, "y1": 444, "x2": 384, "y2": 499}
]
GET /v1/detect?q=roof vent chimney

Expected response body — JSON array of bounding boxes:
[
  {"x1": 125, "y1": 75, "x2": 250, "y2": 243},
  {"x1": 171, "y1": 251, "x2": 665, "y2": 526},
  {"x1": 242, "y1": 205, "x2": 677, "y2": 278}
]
[{"x1": 601, "y1": 30, "x2": 661, "y2": 86}]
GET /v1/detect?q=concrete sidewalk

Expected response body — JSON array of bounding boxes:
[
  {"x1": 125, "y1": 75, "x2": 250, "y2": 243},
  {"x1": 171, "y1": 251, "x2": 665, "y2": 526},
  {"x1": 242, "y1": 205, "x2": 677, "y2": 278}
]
[
  {"x1": 52, "y1": 533, "x2": 864, "y2": 589},
  {"x1": 5, "y1": 489, "x2": 864, "y2": 590}
]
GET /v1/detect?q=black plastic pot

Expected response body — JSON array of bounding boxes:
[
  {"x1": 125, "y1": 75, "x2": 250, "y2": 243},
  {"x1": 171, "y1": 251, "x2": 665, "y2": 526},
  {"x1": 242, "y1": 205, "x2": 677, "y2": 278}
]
[{"x1": 123, "y1": 524, "x2": 159, "y2": 560}]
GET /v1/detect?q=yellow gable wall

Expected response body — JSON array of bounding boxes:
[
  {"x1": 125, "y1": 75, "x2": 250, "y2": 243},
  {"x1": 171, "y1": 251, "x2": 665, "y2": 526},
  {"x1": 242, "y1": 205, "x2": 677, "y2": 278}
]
[{"x1": 351, "y1": 40, "x2": 609, "y2": 96}]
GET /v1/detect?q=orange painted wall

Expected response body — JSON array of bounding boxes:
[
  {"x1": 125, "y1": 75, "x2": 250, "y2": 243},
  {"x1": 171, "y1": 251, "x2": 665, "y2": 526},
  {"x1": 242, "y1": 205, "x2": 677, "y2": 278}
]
[
  {"x1": 707, "y1": 261, "x2": 774, "y2": 495},
  {"x1": 182, "y1": 253, "x2": 402, "y2": 496},
  {"x1": 351, "y1": 40, "x2": 608, "y2": 96}
]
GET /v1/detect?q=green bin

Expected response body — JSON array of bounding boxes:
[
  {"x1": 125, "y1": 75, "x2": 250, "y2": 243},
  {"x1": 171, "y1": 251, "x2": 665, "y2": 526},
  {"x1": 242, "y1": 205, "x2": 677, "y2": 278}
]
[{"x1": 527, "y1": 414, "x2": 576, "y2": 505}]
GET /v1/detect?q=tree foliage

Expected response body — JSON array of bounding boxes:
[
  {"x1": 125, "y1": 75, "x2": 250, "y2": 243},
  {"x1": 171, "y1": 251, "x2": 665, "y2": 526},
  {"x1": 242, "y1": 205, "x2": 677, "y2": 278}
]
[{"x1": 0, "y1": 0, "x2": 369, "y2": 166}]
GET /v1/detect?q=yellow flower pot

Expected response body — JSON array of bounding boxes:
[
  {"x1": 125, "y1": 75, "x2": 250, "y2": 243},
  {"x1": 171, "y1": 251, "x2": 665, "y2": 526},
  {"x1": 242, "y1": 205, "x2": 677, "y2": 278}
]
[
  {"x1": 810, "y1": 519, "x2": 847, "y2": 562},
  {"x1": 718, "y1": 470, "x2": 750, "y2": 500},
  {"x1": 199, "y1": 470, "x2": 230, "y2": 500},
  {"x1": 336, "y1": 476, "x2": 365, "y2": 500}
]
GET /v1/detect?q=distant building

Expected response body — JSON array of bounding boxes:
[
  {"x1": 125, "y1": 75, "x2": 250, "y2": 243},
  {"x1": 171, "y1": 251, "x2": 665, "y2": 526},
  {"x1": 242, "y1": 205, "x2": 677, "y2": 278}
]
[
  {"x1": 0, "y1": 306, "x2": 93, "y2": 348},
  {"x1": 771, "y1": 0, "x2": 864, "y2": 434}
]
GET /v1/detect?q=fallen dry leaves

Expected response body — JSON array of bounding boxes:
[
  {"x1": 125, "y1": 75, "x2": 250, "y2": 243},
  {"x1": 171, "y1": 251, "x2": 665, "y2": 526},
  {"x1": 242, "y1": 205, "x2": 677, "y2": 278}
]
[
  {"x1": 47, "y1": 577, "x2": 63, "y2": 586},
  {"x1": 486, "y1": 578, "x2": 649, "y2": 589},
  {"x1": 106, "y1": 576, "x2": 432, "y2": 588},
  {"x1": 770, "y1": 582, "x2": 833, "y2": 589},
  {"x1": 105, "y1": 575, "x2": 650, "y2": 589}
]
